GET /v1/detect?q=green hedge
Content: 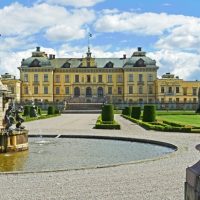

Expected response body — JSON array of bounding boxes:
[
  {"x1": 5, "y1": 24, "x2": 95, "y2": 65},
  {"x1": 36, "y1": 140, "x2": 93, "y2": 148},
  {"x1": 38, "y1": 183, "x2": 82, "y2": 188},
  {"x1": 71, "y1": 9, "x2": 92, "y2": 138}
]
[
  {"x1": 143, "y1": 105, "x2": 156, "y2": 122},
  {"x1": 122, "y1": 114, "x2": 191, "y2": 133},
  {"x1": 131, "y1": 106, "x2": 141, "y2": 119},
  {"x1": 162, "y1": 120, "x2": 185, "y2": 127},
  {"x1": 48, "y1": 106, "x2": 55, "y2": 115},
  {"x1": 102, "y1": 104, "x2": 114, "y2": 122},
  {"x1": 94, "y1": 115, "x2": 120, "y2": 129},
  {"x1": 122, "y1": 106, "x2": 132, "y2": 116}
]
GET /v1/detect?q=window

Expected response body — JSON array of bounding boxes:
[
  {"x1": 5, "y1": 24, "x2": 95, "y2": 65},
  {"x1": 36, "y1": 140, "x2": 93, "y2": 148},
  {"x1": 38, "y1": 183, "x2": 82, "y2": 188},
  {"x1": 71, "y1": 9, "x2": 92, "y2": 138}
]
[
  {"x1": 148, "y1": 85, "x2": 153, "y2": 94},
  {"x1": 65, "y1": 87, "x2": 69, "y2": 95},
  {"x1": 169, "y1": 98, "x2": 172, "y2": 103},
  {"x1": 44, "y1": 74, "x2": 48, "y2": 82},
  {"x1": 65, "y1": 75, "x2": 69, "y2": 83},
  {"x1": 97, "y1": 87, "x2": 103, "y2": 97},
  {"x1": 128, "y1": 74, "x2": 133, "y2": 82},
  {"x1": 118, "y1": 87, "x2": 122, "y2": 95},
  {"x1": 98, "y1": 75, "x2": 103, "y2": 83},
  {"x1": 193, "y1": 98, "x2": 197, "y2": 103},
  {"x1": 161, "y1": 98, "x2": 164, "y2": 103},
  {"x1": 139, "y1": 74, "x2": 143, "y2": 82},
  {"x1": 44, "y1": 86, "x2": 48, "y2": 94},
  {"x1": 184, "y1": 98, "x2": 187, "y2": 103},
  {"x1": 55, "y1": 75, "x2": 60, "y2": 83},
  {"x1": 139, "y1": 86, "x2": 143, "y2": 94},
  {"x1": 9, "y1": 87, "x2": 14, "y2": 94},
  {"x1": 176, "y1": 98, "x2": 179, "y2": 103},
  {"x1": 74, "y1": 87, "x2": 80, "y2": 97},
  {"x1": 117, "y1": 75, "x2": 123, "y2": 83},
  {"x1": 87, "y1": 75, "x2": 91, "y2": 83},
  {"x1": 176, "y1": 87, "x2": 179, "y2": 93},
  {"x1": 148, "y1": 74, "x2": 153, "y2": 82},
  {"x1": 86, "y1": 87, "x2": 92, "y2": 97},
  {"x1": 183, "y1": 87, "x2": 187, "y2": 95},
  {"x1": 129, "y1": 86, "x2": 133, "y2": 94},
  {"x1": 34, "y1": 74, "x2": 38, "y2": 82},
  {"x1": 161, "y1": 87, "x2": 165, "y2": 93},
  {"x1": 108, "y1": 87, "x2": 112, "y2": 95},
  {"x1": 24, "y1": 74, "x2": 28, "y2": 82},
  {"x1": 193, "y1": 88, "x2": 197, "y2": 96},
  {"x1": 34, "y1": 86, "x2": 38, "y2": 94},
  {"x1": 24, "y1": 87, "x2": 28, "y2": 94},
  {"x1": 168, "y1": 87, "x2": 172, "y2": 93},
  {"x1": 56, "y1": 87, "x2": 60, "y2": 95},
  {"x1": 75, "y1": 75, "x2": 79, "y2": 83},
  {"x1": 108, "y1": 75, "x2": 112, "y2": 83}
]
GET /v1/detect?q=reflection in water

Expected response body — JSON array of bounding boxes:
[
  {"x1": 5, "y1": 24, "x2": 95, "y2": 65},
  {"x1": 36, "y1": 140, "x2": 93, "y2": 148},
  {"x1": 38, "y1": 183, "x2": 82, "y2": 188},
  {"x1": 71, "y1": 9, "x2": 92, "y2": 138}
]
[
  {"x1": 0, "y1": 138, "x2": 174, "y2": 172},
  {"x1": 0, "y1": 150, "x2": 28, "y2": 172}
]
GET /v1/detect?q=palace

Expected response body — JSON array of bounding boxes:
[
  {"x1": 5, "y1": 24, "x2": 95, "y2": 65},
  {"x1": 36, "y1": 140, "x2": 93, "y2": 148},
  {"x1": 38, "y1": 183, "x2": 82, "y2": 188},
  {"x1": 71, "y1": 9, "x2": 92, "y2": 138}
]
[
  {"x1": 18, "y1": 47, "x2": 158, "y2": 104},
  {"x1": 2, "y1": 46, "x2": 199, "y2": 110}
]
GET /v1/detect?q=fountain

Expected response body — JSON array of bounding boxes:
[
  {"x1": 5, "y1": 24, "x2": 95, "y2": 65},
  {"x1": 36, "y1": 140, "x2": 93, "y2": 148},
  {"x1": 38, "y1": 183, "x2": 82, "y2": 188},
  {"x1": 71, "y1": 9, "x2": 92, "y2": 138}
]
[{"x1": 0, "y1": 79, "x2": 28, "y2": 153}]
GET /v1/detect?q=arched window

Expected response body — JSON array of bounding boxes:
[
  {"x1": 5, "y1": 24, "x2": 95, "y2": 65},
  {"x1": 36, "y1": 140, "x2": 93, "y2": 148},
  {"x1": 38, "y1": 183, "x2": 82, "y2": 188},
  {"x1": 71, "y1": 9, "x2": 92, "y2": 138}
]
[
  {"x1": 74, "y1": 87, "x2": 80, "y2": 97},
  {"x1": 97, "y1": 87, "x2": 104, "y2": 97},
  {"x1": 86, "y1": 87, "x2": 92, "y2": 97},
  {"x1": 104, "y1": 61, "x2": 114, "y2": 68}
]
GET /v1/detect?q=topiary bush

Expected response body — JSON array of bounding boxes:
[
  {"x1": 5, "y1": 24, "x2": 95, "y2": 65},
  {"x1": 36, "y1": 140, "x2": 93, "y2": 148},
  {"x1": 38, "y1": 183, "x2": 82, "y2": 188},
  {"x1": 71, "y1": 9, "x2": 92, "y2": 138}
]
[
  {"x1": 102, "y1": 104, "x2": 114, "y2": 122},
  {"x1": 54, "y1": 107, "x2": 60, "y2": 114},
  {"x1": 37, "y1": 107, "x2": 41, "y2": 115},
  {"x1": 48, "y1": 106, "x2": 55, "y2": 115},
  {"x1": 122, "y1": 106, "x2": 132, "y2": 116},
  {"x1": 131, "y1": 106, "x2": 141, "y2": 119},
  {"x1": 143, "y1": 105, "x2": 156, "y2": 122},
  {"x1": 23, "y1": 105, "x2": 30, "y2": 116}
]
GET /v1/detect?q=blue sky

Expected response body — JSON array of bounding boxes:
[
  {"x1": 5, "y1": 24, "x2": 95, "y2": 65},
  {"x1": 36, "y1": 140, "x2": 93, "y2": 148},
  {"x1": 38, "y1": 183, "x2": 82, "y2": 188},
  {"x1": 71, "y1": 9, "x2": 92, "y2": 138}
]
[{"x1": 0, "y1": 0, "x2": 200, "y2": 80}]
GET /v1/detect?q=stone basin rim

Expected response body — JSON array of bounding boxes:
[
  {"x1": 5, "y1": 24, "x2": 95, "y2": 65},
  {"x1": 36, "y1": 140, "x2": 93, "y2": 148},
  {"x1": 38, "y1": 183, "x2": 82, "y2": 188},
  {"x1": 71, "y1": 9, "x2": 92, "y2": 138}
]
[{"x1": 0, "y1": 134, "x2": 177, "y2": 175}]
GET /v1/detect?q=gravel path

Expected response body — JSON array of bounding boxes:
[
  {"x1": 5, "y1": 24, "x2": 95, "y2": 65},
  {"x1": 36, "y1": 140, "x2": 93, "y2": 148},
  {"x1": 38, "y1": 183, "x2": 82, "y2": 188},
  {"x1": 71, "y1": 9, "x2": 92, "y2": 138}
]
[{"x1": 1, "y1": 114, "x2": 200, "y2": 200}]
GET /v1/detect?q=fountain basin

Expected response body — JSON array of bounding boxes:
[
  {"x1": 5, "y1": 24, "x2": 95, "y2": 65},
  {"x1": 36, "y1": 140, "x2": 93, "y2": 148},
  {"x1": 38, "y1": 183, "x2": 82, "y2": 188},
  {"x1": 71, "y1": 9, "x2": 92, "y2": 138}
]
[
  {"x1": 0, "y1": 135, "x2": 177, "y2": 173},
  {"x1": 0, "y1": 129, "x2": 28, "y2": 153}
]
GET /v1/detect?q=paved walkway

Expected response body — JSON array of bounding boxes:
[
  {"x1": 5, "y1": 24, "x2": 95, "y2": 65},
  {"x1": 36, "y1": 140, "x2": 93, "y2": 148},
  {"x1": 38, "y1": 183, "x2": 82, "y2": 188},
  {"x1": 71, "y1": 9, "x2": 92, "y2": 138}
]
[{"x1": 1, "y1": 114, "x2": 200, "y2": 200}]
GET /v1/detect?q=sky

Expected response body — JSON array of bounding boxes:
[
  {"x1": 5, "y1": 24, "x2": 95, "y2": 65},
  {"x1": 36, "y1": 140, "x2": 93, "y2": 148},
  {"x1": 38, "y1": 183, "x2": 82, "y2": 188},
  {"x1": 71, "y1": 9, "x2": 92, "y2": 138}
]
[{"x1": 0, "y1": 0, "x2": 200, "y2": 80}]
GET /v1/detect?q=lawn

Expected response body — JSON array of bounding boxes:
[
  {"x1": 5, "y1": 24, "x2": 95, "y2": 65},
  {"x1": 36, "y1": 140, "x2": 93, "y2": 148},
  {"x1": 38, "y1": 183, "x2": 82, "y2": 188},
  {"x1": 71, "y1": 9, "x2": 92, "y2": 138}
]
[{"x1": 157, "y1": 114, "x2": 200, "y2": 127}]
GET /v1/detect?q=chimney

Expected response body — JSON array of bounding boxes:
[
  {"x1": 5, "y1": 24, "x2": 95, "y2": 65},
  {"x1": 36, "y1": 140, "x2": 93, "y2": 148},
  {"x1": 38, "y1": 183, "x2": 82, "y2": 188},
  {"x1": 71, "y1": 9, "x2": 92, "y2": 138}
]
[
  {"x1": 52, "y1": 55, "x2": 55, "y2": 59},
  {"x1": 36, "y1": 47, "x2": 40, "y2": 52},
  {"x1": 138, "y1": 47, "x2": 142, "y2": 52},
  {"x1": 49, "y1": 54, "x2": 53, "y2": 59},
  {"x1": 123, "y1": 54, "x2": 126, "y2": 59}
]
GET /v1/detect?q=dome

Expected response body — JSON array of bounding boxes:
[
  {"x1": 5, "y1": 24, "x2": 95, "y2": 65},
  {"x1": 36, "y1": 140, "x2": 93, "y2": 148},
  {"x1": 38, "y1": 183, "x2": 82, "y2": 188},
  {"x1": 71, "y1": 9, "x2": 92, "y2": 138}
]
[
  {"x1": 124, "y1": 47, "x2": 156, "y2": 68},
  {"x1": 21, "y1": 47, "x2": 52, "y2": 67}
]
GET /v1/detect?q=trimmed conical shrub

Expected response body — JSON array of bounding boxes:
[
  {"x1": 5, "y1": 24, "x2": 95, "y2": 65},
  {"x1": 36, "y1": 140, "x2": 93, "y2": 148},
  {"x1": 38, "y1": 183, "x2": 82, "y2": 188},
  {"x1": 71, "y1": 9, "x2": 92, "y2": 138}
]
[
  {"x1": 48, "y1": 106, "x2": 55, "y2": 115},
  {"x1": 131, "y1": 106, "x2": 141, "y2": 119},
  {"x1": 143, "y1": 105, "x2": 156, "y2": 122},
  {"x1": 102, "y1": 104, "x2": 114, "y2": 122},
  {"x1": 30, "y1": 106, "x2": 38, "y2": 117},
  {"x1": 23, "y1": 105, "x2": 30, "y2": 116}
]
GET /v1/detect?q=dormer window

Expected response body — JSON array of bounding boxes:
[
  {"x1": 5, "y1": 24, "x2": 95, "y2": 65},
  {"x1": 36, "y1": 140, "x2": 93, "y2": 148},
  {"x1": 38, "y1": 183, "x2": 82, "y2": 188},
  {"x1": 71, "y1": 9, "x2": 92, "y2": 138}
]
[
  {"x1": 29, "y1": 59, "x2": 41, "y2": 67},
  {"x1": 62, "y1": 62, "x2": 71, "y2": 68},
  {"x1": 104, "y1": 61, "x2": 114, "y2": 68},
  {"x1": 134, "y1": 58, "x2": 146, "y2": 67}
]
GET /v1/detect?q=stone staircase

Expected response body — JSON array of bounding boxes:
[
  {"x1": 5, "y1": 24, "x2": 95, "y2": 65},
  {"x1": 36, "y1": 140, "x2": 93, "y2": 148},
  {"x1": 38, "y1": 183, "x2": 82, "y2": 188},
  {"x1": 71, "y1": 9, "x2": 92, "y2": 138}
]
[{"x1": 62, "y1": 103, "x2": 102, "y2": 114}]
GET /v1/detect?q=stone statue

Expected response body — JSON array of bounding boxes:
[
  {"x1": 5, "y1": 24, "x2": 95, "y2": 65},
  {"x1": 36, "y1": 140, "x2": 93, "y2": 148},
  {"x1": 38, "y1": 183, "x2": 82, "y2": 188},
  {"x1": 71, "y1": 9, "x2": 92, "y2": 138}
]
[
  {"x1": 4, "y1": 104, "x2": 15, "y2": 133},
  {"x1": 196, "y1": 88, "x2": 200, "y2": 113},
  {"x1": 15, "y1": 106, "x2": 25, "y2": 129}
]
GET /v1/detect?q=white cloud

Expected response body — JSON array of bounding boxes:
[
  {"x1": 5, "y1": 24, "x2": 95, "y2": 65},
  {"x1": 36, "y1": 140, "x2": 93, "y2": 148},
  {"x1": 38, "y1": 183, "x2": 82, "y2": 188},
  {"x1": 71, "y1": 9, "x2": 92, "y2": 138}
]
[
  {"x1": 156, "y1": 23, "x2": 200, "y2": 51},
  {"x1": 95, "y1": 11, "x2": 200, "y2": 36},
  {"x1": 148, "y1": 50, "x2": 200, "y2": 80},
  {"x1": 0, "y1": 3, "x2": 95, "y2": 41},
  {"x1": 38, "y1": 0, "x2": 104, "y2": 7}
]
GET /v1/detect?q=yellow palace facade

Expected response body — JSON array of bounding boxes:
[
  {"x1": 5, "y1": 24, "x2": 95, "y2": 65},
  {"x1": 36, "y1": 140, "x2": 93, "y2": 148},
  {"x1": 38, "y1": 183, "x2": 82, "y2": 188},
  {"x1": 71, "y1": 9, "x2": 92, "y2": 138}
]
[
  {"x1": 18, "y1": 47, "x2": 158, "y2": 104},
  {"x1": 16, "y1": 46, "x2": 200, "y2": 109}
]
